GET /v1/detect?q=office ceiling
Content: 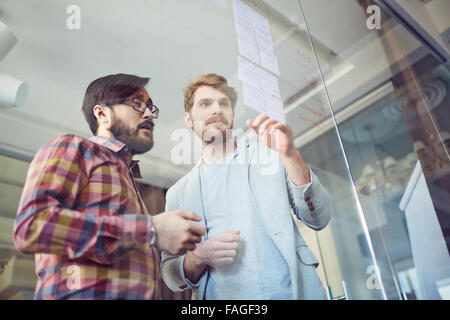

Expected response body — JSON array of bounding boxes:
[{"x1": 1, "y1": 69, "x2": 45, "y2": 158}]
[{"x1": 0, "y1": 0, "x2": 411, "y2": 188}]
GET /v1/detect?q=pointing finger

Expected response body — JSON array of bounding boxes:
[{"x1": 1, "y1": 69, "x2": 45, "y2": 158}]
[{"x1": 251, "y1": 114, "x2": 270, "y2": 128}]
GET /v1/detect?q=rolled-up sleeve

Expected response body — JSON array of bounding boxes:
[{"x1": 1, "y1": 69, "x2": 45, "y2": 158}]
[{"x1": 286, "y1": 167, "x2": 332, "y2": 230}]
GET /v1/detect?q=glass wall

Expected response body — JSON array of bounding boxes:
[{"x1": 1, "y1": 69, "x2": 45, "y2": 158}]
[
  {"x1": 298, "y1": 0, "x2": 450, "y2": 299},
  {"x1": 0, "y1": 0, "x2": 448, "y2": 300}
]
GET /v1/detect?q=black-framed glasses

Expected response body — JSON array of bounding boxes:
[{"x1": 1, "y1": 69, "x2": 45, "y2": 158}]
[{"x1": 106, "y1": 97, "x2": 159, "y2": 119}]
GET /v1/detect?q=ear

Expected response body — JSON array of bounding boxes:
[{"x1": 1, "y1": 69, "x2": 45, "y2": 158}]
[
  {"x1": 93, "y1": 104, "x2": 112, "y2": 129},
  {"x1": 184, "y1": 112, "x2": 193, "y2": 129}
]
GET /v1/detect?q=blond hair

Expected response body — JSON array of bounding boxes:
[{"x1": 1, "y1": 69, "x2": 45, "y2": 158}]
[{"x1": 183, "y1": 73, "x2": 237, "y2": 113}]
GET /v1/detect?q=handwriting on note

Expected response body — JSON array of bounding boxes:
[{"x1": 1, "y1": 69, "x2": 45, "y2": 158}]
[
  {"x1": 297, "y1": 49, "x2": 312, "y2": 63},
  {"x1": 298, "y1": 103, "x2": 327, "y2": 129}
]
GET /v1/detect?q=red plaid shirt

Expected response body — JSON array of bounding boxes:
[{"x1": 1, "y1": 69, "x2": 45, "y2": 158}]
[{"x1": 14, "y1": 134, "x2": 161, "y2": 299}]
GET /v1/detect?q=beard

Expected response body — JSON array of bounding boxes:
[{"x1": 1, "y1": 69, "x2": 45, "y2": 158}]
[
  {"x1": 196, "y1": 115, "x2": 233, "y2": 144},
  {"x1": 109, "y1": 115, "x2": 154, "y2": 155}
]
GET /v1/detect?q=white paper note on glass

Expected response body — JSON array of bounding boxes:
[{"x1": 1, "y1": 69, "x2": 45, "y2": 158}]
[
  {"x1": 259, "y1": 68, "x2": 281, "y2": 99},
  {"x1": 264, "y1": 93, "x2": 285, "y2": 123},
  {"x1": 242, "y1": 82, "x2": 265, "y2": 113},
  {"x1": 255, "y1": 28, "x2": 274, "y2": 51},
  {"x1": 259, "y1": 47, "x2": 280, "y2": 76},
  {"x1": 214, "y1": 0, "x2": 227, "y2": 9},
  {"x1": 252, "y1": 10, "x2": 271, "y2": 35},
  {"x1": 237, "y1": 35, "x2": 259, "y2": 64},
  {"x1": 233, "y1": 0, "x2": 254, "y2": 28},
  {"x1": 235, "y1": 19, "x2": 255, "y2": 42},
  {"x1": 238, "y1": 56, "x2": 281, "y2": 100},
  {"x1": 237, "y1": 56, "x2": 260, "y2": 86}
]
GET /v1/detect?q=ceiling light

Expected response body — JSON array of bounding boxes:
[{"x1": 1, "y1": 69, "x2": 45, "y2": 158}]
[
  {"x1": 0, "y1": 73, "x2": 28, "y2": 108},
  {"x1": 0, "y1": 20, "x2": 17, "y2": 61}
]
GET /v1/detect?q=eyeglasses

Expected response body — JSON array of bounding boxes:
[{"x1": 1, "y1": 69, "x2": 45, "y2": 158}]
[{"x1": 106, "y1": 97, "x2": 159, "y2": 119}]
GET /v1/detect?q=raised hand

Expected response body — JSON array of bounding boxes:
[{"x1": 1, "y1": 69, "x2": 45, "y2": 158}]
[{"x1": 246, "y1": 114, "x2": 294, "y2": 157}]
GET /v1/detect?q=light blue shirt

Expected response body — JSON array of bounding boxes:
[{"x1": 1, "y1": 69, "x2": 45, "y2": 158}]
[
  {"x1": 198, "y1": 144, "x2": 293, "y2": 299},
  {"x1": 161, "y1": 136, "x2": 331, "y2": 300}
]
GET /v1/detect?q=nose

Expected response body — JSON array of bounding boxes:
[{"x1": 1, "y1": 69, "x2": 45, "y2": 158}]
[
  {"x1": 142, "y1": 106, "x2": 154, "y2": 120},
  {"x1": 211, "y1": 101, "x2": 222, "y2": 115}
]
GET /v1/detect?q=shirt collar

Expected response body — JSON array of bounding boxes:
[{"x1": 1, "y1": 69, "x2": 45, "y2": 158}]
[
  {"x1": 89, "y1": 136, "x2": 142, "y2": 178},
  {"x1": 89, "y1": 136, "x2": 128, "y2": 153},
  {"x1": 129, "y1": 160, "x2": 142, "y2": 179}
]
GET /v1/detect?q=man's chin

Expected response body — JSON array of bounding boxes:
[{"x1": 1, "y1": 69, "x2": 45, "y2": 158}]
[
  {"x1": 132, "y1": 142, "x2": 153, "y2": 155},
  {"x1": 201, "y1": 128, "x2": 231, "y2": 144},
  {"x1": 127, "y1": 135, "x2": 154, "y2": 154}
]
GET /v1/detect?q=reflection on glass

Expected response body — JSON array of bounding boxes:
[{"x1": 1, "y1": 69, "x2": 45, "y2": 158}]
[
  {"x1": 0, "y1": 0, "x2": 448, "y2": 300},
  {"x1": 298, "y1": 0, "x2": 450, "y2": 300}
]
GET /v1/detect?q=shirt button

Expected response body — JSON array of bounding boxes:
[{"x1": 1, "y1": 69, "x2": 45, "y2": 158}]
[
  {"x1": 309, "y1": 207, "x2": 315, "y2": 212},
  {"x1": 308, "y1": 202, "x2": 313, "y2": 207},
  {"x1": 305, "y1": 197, "x2": 311, "y2": 202}
]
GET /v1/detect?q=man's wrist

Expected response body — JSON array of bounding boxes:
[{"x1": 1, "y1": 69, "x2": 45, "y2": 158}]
[
  {"x1": 184, "y1": 251, "x2": 208, "y2": 284},
  {"x1": 190, "y1": 250, "x2": 206, "y2": 267},
  {"x1": 122, "y1": 214, "x2": 155, "y2": 244},
  {"x1": 280, "y1": 145, "x2": 300, "y2": 161},
  {"x1": 281, "y1": 148, "x2": 312, "y2": 186}
]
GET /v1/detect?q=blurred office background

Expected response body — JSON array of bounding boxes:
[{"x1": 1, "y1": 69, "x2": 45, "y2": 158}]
[{"x1": 0, "y1": 0, "x2": 449, "y2": 299}]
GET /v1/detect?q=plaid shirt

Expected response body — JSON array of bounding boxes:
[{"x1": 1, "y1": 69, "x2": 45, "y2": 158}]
[{"x1": 14, "y1": 134, "x2": 161, "y2": 299}]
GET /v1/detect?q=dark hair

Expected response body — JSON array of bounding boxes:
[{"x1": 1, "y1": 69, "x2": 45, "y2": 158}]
[
  {"x1": 82, "y1": 73, "x2": 150, "y2": 134},
  {"x1": 183, "y1": 73, "x2": 237, "y2": 113}
]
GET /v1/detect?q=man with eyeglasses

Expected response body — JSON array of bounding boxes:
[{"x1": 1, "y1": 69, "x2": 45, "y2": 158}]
[
  {"x1": 161, "y1": 73, "x2": 332, "y2": 300},
  {"x1": 14, "y1": 73, "x2": 205, "y2": 300}
]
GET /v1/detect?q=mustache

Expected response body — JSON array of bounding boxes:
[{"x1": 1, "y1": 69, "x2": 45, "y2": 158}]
[
  {"x1": 205, "y1": 115, "x2": 228, "y2": 126},
  {"x1": 137, "y1": 120, "x2": 155, "y2": 130}
]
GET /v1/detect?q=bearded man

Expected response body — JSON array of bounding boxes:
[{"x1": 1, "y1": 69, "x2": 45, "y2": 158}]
[
  {"x1": 14, "y1": 73, "x2": 205, "y2": 299},
  {"x1": 161, "y1": 73, "x2": 332, "y2": 300}
]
